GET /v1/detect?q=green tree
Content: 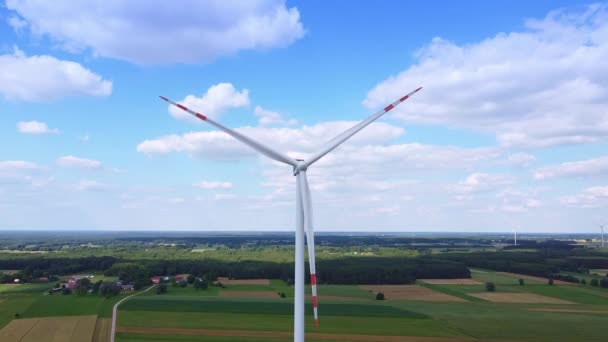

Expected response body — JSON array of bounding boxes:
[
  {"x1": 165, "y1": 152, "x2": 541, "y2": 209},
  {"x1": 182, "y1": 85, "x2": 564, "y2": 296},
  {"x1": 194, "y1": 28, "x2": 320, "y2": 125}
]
[
  {"x1": 194, "y1": 278, "x2": 208, "y2": 290},
  {"x1": 187, "y1": 275, "x2": 196, "y2": 284},
  {"x1": 75, "y1": 278, "x2": 91, "y2": 295},
  {"x1": 485, "y1": 282, "x2": 496, "y2": 292},
  {"x1": 99, "y1": 282, "x2": 120, "y2": 298},
  {"x1": 518, "y1": 278, "x2": 524, "y2": 286},
  {"x1": 548, "y1": 278, "x2": 554, "y2": 286},
  {"x1": 157, "y1": 283, "x2": 168, "y2": 294},
  {"x1": 376, "y1": 292, "x2": 385, "y2": 300}
]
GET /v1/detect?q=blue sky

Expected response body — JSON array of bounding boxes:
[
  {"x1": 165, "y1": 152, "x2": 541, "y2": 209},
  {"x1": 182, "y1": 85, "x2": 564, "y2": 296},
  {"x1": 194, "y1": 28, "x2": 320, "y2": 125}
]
[{"x1": 1, "y1": 0, "x2": 607, "y2": 232}]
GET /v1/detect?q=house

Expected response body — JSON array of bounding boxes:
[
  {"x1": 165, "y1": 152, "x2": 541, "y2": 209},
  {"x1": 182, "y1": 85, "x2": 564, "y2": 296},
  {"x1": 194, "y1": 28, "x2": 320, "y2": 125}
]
[
  {"x1": 150, "y1": 276, "x2": 169, "y2": 284},
  {"x1": 175, "y1": 274, "x2": 190, "y2": 282},
  {"x1": 121, "y1": 284, "x2": 135, "y2": 291},
  {"x1": 13, "y1": 279, "x2": 20, "y2": 283},
  {"x1": 38, "y1": 276, "x2": 49, "y2": 282},
  {"x1": 61, "y1": 282, "x2": 77, "y2": 289}
]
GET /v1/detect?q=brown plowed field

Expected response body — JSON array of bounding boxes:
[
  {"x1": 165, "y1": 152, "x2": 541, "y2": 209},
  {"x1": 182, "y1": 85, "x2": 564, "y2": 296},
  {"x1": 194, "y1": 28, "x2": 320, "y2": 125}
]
[
  {"x1": 420, "y1": 279, "x2": 482, "y2": 285},
  {"x1": 0, "y1": 315, "x2": 97, "y2": 342},
  {"x1": 496, "y1": 272, "x2": 575, "y2": 285},
  {"x1": 527, "y1": 308, "x2": 608, "y2": 314},
  {"x1": 359, "y1": 285, "x2": 466, "y2": 302},
  {"x1": 469, "y1": 292, "x2": 575, "y2": 304},
  {"x1": 216, "y1": 277, "x2": 270, "y2": 285},
  {"x1": 92, "y1": 318, "x2": 111, "y2": 342},
  {"x1": 219, "y1": 290, "x2": 279, "y2": 298},
  {"x1": 117, "y1": 326, "x2": 497, "y2": 341}
]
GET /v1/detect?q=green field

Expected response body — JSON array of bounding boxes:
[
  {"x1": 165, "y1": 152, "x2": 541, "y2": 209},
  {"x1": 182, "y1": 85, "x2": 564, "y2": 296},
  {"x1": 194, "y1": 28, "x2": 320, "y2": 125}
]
[
  {"x1": 0, "y1": 283, "x2": 53, "y2": 294},
  {"x1": 109, "y1": 277, "x2": 608, "y2": 342}
]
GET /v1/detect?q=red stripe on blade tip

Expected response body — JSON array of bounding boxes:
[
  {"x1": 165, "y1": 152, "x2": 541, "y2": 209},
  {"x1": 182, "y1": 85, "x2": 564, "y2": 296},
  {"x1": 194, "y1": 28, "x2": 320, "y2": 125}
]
[
  {"x1": 176, "y1": 104, "x2": 188, "y2": 111},
  {"x1": 400, "y1": 95, "x2": 409, "y2": 102},
  {"x1": 384, "y1": 104, "x2": 394, "y2": 112},
  {"x1": 195, "y1": 113, "x2": 207, "y2": 120},
  {"x1": 159, "y1": 96, "x2": 169, "y2": 102},
  {"x1": 312, "y1": 296, "x2": 318, "y2": 307},
  {"x1": 310, "y1": 274, "x2": 317, "y2": 285}
]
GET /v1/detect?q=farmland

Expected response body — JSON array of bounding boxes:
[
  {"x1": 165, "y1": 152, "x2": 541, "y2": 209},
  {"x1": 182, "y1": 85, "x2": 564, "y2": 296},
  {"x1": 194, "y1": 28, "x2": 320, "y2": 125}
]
[{"x1": 0, "y1": 231, "x2": 607, "y2": 341}]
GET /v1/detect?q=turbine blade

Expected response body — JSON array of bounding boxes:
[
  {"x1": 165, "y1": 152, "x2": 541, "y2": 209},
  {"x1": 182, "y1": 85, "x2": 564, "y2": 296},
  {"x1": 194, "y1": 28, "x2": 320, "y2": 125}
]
[
  {"x1": 159, "y1": 96, "x2": 297, "y2": 167},
  {"x1": 303, "y1": 87, "x2": 422, "y2": 168},
  {"x1": 298, "y1": 170, "x2": 318, "y2": 328}
]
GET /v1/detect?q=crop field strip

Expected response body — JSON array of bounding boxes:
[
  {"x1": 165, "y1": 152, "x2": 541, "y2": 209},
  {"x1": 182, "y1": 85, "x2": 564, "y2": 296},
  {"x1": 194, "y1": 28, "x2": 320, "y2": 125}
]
[
  {"x1": 419, "y1": 279, "x2": 482, "y2": 285},
  {"x1": 0, "y1": 315, "x2": 98, "y2": 342},
  {"x1": 93, "y1": 318, "x2": 111, "y2": 342},
  {"x1": 468, "y1": 292, "x2": 576, "y2": 304},
  {"x1": 359, "y1": 285, "x2": 467, "y2": 302},
  {"x1": 120, "y1": 296, "x2": 426, "y2": 318},
  {"x1": 115, "y1": 326, "x2": 505, "y2": 342}
]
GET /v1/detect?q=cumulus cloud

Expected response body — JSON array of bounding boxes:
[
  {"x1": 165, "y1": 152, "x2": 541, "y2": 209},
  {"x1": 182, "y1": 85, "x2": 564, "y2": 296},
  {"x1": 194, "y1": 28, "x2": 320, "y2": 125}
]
[
  {"x1": 77, "y1": 180, "x2": 110, "y2": 191},
  {"x1": 0, "y1": 160, "x2": 45, "y2": 186},
  {"x1": 0, "y1": 160, "x2": 42, "y2": 172},
  {"x1": 534, "y1": 156, "x2": 608, "y2": 180},
  {"x1": 454, "y1": 172, "x2": 514, "y2": 196},
  {"x1": 137, "y1": 121, "x2": 405, "y2": 159},
  {"x1": 363, "y1": 4, "x2": 608, "y2": 148},
  {"x1": 193, "y1": 181, "x2": 233, "y2": 190},
  {"x1": 56, "y1": 156, "x2": 102, "y2": 170},
  {"x1": 6, "y1": 0, "x2": 305, "y2": 65},
  {"x1": 167, "y1": 83, "x2": 249, "y2": 121},
  {"x1": 561, "y1": 186, "x2": 608, "y2": 208},
  {"x1": 507, "y1": 153, "x2": 536, "y2": 167},
  {"x1": 0, "y1": 46, "x2": 111, "y2": 101},
  {"x1": 17, "y1": 121, "x2": 59, "y2": 134},
  {"x1": 255, "y1": 106, "x2": 298, "y2": 126}
]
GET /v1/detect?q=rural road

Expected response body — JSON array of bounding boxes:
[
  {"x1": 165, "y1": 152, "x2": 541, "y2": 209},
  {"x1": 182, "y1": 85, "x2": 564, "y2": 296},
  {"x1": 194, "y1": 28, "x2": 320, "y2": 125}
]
[{"x1": 110, "y1": 285, "x2": 156, "y2": 342}]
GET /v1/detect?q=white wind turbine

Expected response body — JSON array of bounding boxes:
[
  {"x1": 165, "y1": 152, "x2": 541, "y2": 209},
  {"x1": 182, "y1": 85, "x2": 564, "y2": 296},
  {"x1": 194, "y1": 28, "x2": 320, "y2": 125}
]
[{"x1": 160, "y1": 86, "x2": 422, "y2": 341}]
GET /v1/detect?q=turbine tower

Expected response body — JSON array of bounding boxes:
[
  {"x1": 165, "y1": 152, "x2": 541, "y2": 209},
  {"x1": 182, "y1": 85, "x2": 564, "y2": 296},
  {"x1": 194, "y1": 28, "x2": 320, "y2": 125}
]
[
  {"x1": 514, "y1": 229, "x2": 517, "y2": 246},
  {"x1": 601, "y1": 225, "x2": 605, "y2": 248},
  {"x1": 160, "y1": 87, "x2": 422, "y2": 341}
]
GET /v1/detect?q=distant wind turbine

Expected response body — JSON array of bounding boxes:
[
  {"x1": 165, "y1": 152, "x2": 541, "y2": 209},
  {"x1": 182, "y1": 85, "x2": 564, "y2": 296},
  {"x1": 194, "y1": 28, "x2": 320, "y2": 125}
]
[
  {"x1": 601, "y1": 225, "x2": 605, "y2": 248},
  {"x1": 160, "y1": 87, "x2": 422, "y2": 342}
]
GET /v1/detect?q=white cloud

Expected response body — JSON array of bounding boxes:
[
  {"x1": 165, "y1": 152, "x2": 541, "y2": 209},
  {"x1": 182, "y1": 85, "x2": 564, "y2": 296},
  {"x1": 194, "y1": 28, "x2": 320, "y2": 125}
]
[
  {"x1": 56, "y1": 156, "x2": 102, "y2": 170},
  {"x1": 561, "y1": 186, "x2": 608, "y2": 208},
  {"x1": 6, "y1": 0, "x2": 305, "y2": 65},
  {"x1": 507, "y1": 153, "x2": 536, "y2": 167},
  {"x1": 0, "y1": 46, "x2": 111, "y2": 101},
  {"x1": 137, "y1": 121, "x2": 405, "y2": 159},
  {"x1": 168, "y1": 83, "x2": 250, "y2": 121},
  {"x1": 454, "y1": 173, "x2": 514, "y2": 195},
  {"x1": 80, "y1": 134, "x2": 90, "y2": 142},
  {"x1": 77, "y1": 179, "x2": 110, "y2": 191},
  {"x1": 17, "y1": 121, "x2": 59, "y2": 135},
  {"x1": 214, "y1": 194, "x2": 237, "y2": 200},
  {"x1": 193, "y1": 181, "x2": 233, "y2": 190},
  {"x1": 534, "y1": 156, "x2": 608, "y2": 180},
  {"x1": 0, "y1": 160, "x2": 42, "y2": 172},
  {"x1": 363, "y1": 4, "x2": 608, "y2": 148},
  {"x1": 374, "y1": 205, "x2": 400, "y2": 216},
  {"x1": 254, "y1": 106, "x2": 297, "y2": 126}
]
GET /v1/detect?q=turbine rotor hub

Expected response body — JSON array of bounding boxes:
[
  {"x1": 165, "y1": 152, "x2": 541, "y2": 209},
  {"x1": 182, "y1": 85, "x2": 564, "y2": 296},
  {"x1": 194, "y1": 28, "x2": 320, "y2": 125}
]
[{"x1": 293, "y1": 160, "x2": 307, "y2": 175}]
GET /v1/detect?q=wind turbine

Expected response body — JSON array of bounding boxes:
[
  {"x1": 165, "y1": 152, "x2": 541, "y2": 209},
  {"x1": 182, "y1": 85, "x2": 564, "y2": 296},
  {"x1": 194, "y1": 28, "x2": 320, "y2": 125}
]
[
  {"x1": 601, "y1": 224, "x2": 605, "y2": 248},
  {"x1": 160, "y1": 87, "x2": 422, "y2": 341}
]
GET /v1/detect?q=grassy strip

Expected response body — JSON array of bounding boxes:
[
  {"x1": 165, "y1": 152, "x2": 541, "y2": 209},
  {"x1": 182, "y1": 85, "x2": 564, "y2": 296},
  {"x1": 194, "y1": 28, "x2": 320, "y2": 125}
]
[
  {"x1": 417, "y1": 283, "x2": 486, "y2": 303},
  {"x1": 121, "y1": 296, "x2": 426, "y2": 318}
]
